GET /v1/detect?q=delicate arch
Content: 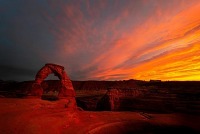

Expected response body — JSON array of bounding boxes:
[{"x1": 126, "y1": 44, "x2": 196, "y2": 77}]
[{"x1": 31, "y1": 63, "x2": 75, "y2": 98}]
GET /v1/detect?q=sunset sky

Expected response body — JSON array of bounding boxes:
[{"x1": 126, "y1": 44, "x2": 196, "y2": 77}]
[{"x1": 0, "y1": 0, "x2": 200, "y2": 81}]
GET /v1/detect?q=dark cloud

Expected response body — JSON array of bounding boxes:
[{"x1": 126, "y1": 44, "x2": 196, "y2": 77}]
[
  {"x1": 0, "y1": 64, "x2": 36, "y2": 81},
  {"x1": 0, "y1": 0, "x2": 200, "y2": 81}
]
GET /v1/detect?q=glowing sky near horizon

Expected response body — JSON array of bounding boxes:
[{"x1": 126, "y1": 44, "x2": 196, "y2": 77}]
[{"x1": 0, "y1": 0, "x2": 200, "y2": 81}]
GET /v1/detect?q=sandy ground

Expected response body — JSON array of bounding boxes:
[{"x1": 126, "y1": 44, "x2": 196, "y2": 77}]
[{"x1": 0, "y1": 98, "x2": 200, "y2": 134}]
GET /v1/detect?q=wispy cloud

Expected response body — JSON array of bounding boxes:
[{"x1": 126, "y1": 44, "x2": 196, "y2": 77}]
[
  {"x1": 80, "y1": 0, "x2": 200, "y2": 80},
  {"x1": 0, "y1": 0, "x2": 200, "y2": 81}
]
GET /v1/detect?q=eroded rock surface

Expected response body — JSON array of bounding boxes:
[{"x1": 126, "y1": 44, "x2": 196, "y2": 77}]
[{"x1": 31, "y1": 63, "x2": 76, "y2": 109}]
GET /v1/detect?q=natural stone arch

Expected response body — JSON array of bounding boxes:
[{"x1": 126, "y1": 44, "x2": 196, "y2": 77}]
[{"x1": 31, "y1": 63, "x2": 76, "y2": 99}]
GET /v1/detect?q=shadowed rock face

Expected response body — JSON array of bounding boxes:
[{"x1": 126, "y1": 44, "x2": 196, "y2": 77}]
[
  {"x1": 30, "y1": 63, "x2": 77, "y2": 108},
  {"x1": 1, "y1": 79, "x2": 200, "y2": 113},
  {"x1": 96, "y1": 88, "x2": 146, "y2": 111},
  {"x1": 88, "y1": 121, "x2": 199, "y2": 134}
]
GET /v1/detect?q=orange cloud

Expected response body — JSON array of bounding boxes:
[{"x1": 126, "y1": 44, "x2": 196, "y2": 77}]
[
  {"x1": 132, "y1": 43, "x2": 200, "y2": 81},
  {"x1": 84, "y1": 1, "x2": 200, "y2": 81},
  {"x1": 41, "y1": 0, "x2": 200, "y2": 81}
]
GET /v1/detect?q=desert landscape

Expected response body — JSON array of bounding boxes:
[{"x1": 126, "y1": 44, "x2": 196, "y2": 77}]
[
  {"x1": 1, "y1": 76, "x2": 200, "y2": 133},
  {"x1": 1, "y1": 0, "x2": 200, "y2": 133}
]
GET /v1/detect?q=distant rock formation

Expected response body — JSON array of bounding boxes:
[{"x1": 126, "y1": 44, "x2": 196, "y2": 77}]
[
  {"x1": 31, "y1": 63, "x2": 76, "y2": 108},
  {"x1": 96, "y1": 88, "x2": 145, "y2": 111},
  {"x1": 1, "y1": 79, "x2": 200, "y2": 113}
]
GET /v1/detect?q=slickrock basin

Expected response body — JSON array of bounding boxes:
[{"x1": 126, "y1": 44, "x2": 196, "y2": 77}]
[
  {"x1": 88, "y1": 121, "x2": 199, "y2": 134},
  {"x1": 1, "y1": 98, "x2": 200, "y2": 134}
]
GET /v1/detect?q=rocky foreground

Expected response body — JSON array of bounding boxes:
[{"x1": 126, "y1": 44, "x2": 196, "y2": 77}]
[
  {"x1": 1, "y1": 80, "x2": 200, "y2": 133},
  {"x1": 0, "y1": 98, "x2": 200, "y2": 134},
  {"x1": 1, "y1": 80, "x2": 200, "y2": 113}
]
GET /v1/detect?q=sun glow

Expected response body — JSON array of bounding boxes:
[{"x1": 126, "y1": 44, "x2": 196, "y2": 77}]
[{"x1": 82, "y1": 2, "x2": 200, "y2": 81}]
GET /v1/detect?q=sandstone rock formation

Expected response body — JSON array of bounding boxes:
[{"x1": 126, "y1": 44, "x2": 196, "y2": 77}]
[
  {"x1": 1, "y1": 79, "x2": 200, "y2": 113},
  {"x1": 97, "y1": 88, "x2": 144, "y2": 111},
  {"x1": 31, "y1": 63, "x2": 76, "y2": 108}
]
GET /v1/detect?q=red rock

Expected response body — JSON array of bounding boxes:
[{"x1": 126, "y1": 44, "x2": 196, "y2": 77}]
[{"x1": 31, "y1": 63, "x2": 77, "y2": 108}]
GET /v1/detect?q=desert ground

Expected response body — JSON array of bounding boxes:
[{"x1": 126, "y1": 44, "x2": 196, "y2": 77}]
[
  {"x1": 0, "y1": 80, "x2": 200, "y2": 134},
  {"x1": 0, "y1": 97, "x2": 200, "y2": 134}
]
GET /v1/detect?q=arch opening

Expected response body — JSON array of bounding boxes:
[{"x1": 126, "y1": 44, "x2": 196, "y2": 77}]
[
  {"x1": 31, "y1": 63, "x2": 76, "y2": 101},
  {"x1": 41, "y1": 75, "x2": 61, "y2": 101}
]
